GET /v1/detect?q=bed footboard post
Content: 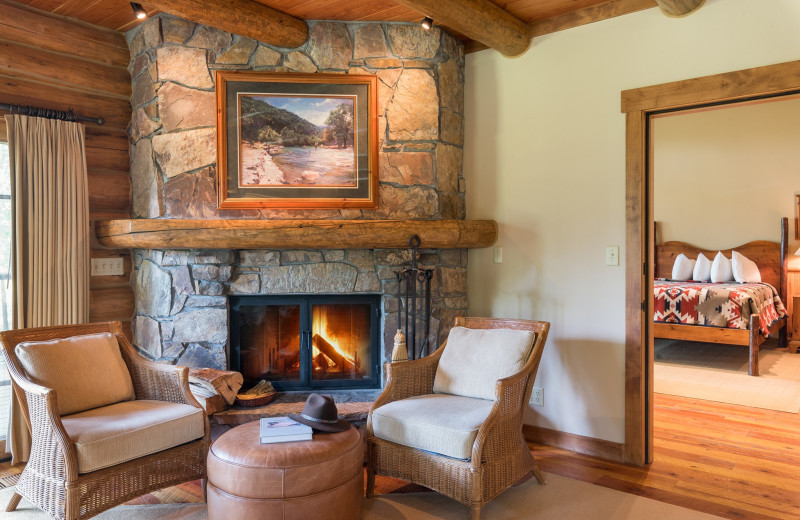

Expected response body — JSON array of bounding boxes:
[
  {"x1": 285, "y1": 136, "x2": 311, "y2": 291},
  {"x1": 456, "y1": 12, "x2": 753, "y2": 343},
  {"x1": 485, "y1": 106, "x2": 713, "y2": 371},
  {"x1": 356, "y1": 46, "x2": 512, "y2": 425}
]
[{"x1": 749, "y1": 315, "x2": 760, "y2": 377}]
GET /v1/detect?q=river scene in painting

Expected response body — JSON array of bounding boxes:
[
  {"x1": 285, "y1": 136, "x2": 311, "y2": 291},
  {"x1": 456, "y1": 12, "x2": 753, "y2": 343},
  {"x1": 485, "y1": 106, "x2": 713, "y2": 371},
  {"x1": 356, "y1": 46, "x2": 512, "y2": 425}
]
[{"x1": 238, "y1": 94, "x2": 356, "y2": 187}]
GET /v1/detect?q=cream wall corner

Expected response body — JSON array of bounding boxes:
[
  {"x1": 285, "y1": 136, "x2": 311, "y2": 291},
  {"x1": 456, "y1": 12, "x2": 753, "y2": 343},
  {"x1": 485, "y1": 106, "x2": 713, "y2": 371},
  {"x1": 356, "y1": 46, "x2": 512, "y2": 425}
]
[{"x1": 464, "y1": 0, "x2": 800, "y2": 443}]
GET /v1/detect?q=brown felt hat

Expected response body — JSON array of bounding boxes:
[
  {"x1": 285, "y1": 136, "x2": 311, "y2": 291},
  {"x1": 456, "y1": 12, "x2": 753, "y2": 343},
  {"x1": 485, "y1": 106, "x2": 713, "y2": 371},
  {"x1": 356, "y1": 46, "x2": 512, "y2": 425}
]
[{"x1": 289, "y1": 393, "x2": 350, "y2": 433}]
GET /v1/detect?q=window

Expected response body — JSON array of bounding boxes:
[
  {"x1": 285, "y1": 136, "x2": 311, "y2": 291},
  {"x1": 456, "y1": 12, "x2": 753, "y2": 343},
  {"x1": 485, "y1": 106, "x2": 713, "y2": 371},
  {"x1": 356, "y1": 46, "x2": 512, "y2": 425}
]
[{"x1": 0, "y1": 141, "x2": 10, "y2": 452}]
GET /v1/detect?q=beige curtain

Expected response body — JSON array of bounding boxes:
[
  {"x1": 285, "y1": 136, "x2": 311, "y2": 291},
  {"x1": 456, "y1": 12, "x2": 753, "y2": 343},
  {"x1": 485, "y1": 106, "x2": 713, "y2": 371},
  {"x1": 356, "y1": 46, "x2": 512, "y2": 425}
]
[{"x1": 4, "y1": 114, "x2": 90, "y2": 463}]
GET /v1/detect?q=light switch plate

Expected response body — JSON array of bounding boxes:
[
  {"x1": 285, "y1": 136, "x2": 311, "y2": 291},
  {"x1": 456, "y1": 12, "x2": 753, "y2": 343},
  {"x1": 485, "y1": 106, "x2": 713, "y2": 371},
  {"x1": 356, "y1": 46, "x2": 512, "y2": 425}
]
[
  {"x1": 493, "y1": 246, "x2": 503, "y2": 264},
  {"x1": 91, "y1": 257, "x2": 124, "y2": 276},
  {"x1": 605, "y1": 246, "x2": 619, "y2": 266}
]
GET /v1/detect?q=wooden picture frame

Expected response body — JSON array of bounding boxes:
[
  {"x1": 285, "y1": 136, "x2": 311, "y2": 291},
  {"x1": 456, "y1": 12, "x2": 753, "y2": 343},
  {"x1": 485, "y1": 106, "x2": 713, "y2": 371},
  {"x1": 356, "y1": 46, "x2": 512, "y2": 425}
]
[{"x1": 216, "y1": 71, "x2": 378, "y2": 209}]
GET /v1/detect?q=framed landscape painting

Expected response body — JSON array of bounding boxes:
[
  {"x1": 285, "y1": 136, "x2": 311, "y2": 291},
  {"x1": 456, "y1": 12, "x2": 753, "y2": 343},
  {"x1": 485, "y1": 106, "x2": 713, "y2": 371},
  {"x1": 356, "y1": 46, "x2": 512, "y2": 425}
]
[{"x1": 216, "y1": 71, "x2": 378, "y2": 209}]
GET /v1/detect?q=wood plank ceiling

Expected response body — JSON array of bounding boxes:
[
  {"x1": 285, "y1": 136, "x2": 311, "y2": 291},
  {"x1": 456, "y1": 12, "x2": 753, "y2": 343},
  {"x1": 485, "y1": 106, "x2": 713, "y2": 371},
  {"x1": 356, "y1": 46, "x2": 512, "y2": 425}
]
[{"x1": 12, "y1": 0, "x2": 662, "y2": 53}]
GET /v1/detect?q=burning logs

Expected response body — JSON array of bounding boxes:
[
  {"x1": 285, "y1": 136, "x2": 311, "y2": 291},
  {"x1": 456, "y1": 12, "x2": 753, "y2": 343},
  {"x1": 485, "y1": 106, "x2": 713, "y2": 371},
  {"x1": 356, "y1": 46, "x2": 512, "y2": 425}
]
[{"x1": 311, "y1": 333, "x2": 362, "y2": 376}]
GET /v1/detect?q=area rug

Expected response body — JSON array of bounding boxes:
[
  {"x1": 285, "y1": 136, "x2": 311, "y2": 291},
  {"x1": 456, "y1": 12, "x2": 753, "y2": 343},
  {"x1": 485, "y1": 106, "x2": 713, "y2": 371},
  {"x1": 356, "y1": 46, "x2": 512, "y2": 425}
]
[
  {"x1": 654, "y1": 339, "x2": 800, "y2": 412},
  {"x1": 0, "y1": 473, "x2": 724, "y2": 520}
]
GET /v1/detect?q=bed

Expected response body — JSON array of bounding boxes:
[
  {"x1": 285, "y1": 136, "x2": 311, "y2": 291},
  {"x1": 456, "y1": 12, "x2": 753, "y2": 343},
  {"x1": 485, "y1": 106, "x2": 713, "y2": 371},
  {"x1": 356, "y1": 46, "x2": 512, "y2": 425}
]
[{"x1": 653, "y1": 218, "x2": 789, "y2": 376}]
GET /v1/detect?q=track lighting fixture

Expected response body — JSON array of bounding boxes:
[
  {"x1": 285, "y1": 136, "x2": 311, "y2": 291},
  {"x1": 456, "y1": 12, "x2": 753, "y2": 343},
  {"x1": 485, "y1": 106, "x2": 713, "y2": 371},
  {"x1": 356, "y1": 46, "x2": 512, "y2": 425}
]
[{"x1": 130, "y1": 2, "x2": 147, "y2": 20}]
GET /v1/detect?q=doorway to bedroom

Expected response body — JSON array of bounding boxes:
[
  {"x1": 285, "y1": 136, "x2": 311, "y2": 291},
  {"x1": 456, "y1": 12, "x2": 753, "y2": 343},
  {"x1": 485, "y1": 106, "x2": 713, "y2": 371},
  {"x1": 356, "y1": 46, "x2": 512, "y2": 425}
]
[
  {"x1": 650, "y1": 96, "x2": 800, "y2": 417},
  {"x1": 621, "y1": 60, "x2": 800, "y2": 466}
]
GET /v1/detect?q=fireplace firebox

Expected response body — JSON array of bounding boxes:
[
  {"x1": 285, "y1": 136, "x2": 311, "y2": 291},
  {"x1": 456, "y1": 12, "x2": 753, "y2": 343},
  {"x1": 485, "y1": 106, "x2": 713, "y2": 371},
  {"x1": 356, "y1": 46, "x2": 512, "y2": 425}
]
[{"x1": 230, "y1": 295, "x2": 381, "y2": 391}]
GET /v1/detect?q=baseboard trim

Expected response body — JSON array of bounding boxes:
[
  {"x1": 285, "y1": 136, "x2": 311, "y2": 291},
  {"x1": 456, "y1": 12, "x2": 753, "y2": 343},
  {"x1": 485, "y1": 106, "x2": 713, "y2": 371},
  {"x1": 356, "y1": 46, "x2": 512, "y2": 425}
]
[{"x1": 523, "y1": 424, "x2": 625, "y2": 463}]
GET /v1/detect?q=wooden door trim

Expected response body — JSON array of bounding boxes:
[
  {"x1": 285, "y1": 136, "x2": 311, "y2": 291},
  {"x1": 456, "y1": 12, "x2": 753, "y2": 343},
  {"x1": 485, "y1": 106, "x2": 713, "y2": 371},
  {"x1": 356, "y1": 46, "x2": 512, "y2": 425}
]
[{"x1": 621, "y1": 58, "x2": 800, "y2": 466}]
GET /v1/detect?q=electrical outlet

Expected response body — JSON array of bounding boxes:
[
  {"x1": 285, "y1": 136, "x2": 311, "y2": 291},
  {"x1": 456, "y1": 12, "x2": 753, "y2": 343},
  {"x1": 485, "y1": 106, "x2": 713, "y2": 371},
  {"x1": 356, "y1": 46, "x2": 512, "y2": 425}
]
[
  {"x1": 531, "y1": 387, "x2": 543, "y2": 407},
  {"x1": 91, "y1": 257, "x2": 124, "y2": 276},
  {"x1": 605, "y1": 245, "x2": 619, "y2": 266}
]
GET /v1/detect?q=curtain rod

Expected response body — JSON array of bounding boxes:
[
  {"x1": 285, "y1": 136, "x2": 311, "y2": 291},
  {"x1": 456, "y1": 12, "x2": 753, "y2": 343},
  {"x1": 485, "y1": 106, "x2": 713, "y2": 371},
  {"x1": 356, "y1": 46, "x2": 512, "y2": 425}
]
[{"x1": 0, "y1": 103, "x2": 104, "y2": 126}]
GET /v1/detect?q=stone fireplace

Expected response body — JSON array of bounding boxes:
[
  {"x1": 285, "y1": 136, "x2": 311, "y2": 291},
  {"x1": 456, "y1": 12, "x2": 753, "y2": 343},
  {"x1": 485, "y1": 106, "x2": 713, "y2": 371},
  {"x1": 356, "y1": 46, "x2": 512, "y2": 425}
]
[{"x1": 126, "y1": 15, "x2": 468, "y2": 373}]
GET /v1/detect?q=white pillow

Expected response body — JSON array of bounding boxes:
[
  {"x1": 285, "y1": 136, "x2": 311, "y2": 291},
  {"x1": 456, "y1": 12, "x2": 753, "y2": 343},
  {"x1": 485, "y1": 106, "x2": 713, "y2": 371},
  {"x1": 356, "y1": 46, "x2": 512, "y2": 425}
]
[
  {"x1": 693, "y1": 253, "x2": 712, "y2": 282},
  {"x1": 671, "y1": 254, "x2": 695, "y2": 281},
  {"x1": 710, "y1": 252, "x2": 734, "y2": 283},
  {"x1": 433, "y1": 327, "x2": 535, "y2": 401},
  {"x1": 731, "y1": 251, "x2": 761, "y2": 283}
]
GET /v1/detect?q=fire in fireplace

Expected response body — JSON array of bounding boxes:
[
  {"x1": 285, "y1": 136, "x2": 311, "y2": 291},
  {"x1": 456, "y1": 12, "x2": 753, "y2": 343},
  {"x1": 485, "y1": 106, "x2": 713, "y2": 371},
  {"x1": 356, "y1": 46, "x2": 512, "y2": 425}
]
[{"x1": 230, "y1": 295, "x2": 381, "y2": 391}]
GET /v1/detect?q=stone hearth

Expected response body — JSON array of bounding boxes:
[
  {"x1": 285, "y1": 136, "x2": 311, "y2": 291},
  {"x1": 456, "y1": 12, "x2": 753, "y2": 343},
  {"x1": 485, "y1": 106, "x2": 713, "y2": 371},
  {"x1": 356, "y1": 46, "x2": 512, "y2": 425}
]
[{"x1": 210, "y1": 389, "x2": 381, "y2": 427}]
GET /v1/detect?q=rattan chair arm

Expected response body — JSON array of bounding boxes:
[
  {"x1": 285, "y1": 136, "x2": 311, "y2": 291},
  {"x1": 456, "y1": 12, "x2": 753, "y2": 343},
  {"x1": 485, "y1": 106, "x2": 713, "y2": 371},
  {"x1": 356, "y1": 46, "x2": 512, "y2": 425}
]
[
  {"x1": 366, "y1": 345, "x2": 444, "y2": 434},
  {"x1": 19, "y1": 383, "x2": 80, "y2": 482},
  {"x1": 117, "y1": 333, "x2": 198, "y2": 406},
  {"x1": 470, "y1": 366, "x2": 535, "y2": 469}
]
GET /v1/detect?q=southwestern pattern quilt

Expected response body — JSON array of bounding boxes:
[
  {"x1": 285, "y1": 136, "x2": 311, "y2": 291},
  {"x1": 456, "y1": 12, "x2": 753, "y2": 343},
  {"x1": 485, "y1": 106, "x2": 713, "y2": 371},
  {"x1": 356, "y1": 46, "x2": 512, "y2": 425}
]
[{"x1": 653, "y1": 280, "x2": 786, "y2": 337}]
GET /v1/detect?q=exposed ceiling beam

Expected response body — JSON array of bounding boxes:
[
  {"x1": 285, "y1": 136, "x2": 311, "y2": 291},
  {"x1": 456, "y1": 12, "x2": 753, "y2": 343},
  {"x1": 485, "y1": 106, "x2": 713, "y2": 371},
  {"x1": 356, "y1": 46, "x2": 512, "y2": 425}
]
[
  {"x1": 140, "y1": 0, "x2": 308, "y2": 48},
  {"x1": 655, "y1": 0, "x2": 705, "y2": 17},
  {"x1": 391, "y1": 0, "x2": 531, "y2": 57}
]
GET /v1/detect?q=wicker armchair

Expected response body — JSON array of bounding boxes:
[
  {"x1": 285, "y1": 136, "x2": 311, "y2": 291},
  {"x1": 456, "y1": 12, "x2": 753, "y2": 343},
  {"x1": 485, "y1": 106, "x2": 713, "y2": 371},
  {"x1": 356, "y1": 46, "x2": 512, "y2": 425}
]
[
  {"x1": 366, "y1": 317, "x2": 550, "y2": 520},
  {"x1": 0, "y1": 321, "x2": 210, "y2": 520}
]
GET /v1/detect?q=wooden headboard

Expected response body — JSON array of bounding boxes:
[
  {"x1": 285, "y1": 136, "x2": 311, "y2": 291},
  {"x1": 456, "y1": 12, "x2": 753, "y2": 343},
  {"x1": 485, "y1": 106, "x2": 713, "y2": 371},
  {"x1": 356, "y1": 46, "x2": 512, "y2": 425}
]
[{"x1": 654, "y1": 217, "x2": 788, "y2": 303}]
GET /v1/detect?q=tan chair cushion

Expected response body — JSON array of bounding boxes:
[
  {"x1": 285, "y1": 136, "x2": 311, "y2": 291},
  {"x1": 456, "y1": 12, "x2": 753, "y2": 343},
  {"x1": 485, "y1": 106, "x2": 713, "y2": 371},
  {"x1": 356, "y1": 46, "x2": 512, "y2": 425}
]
[
  {"x1": 61, "y1": 400, "x2": 205, "y2": 474},
  {"x1": 433, "y1": 327, "x2": 535, "y2": 401},
  {"x1": 15, "y1": 332, "x2": 135, "y2": 416},
  {"x1": 371, "y1": 394, "x2": 494, "y2": 460}
]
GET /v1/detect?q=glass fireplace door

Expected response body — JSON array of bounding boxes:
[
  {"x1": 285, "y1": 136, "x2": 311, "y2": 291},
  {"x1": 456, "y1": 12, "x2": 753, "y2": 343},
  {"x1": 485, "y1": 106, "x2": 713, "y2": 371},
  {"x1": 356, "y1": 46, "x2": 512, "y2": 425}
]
[
  {"x1": 235, "y1": 300, "x2": 304, "y2": 387},
  {"x1": 310, "y1": 301, "x2": 373, "y2": 383},
  {"x1": 231, "y1": 295, "x2": 380, "y2": 391}
]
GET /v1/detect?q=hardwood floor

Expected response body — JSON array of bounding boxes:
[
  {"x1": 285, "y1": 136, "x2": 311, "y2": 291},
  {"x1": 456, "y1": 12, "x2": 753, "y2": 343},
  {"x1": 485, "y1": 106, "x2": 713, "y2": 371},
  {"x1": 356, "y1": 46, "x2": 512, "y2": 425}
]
[
  {"x1": 2, "y1": 393, "x2": 799, "y2": 519},
  {"x1": 535, "y1": 393, "x2": 800, "y2": 520}
]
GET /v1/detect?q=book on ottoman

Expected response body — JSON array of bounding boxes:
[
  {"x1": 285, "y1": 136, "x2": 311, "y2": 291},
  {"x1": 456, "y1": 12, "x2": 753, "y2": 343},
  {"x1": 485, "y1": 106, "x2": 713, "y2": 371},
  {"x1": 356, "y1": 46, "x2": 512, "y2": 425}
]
[{"x1": 260, "y1": 416, "x2": 313, "y2": 444}]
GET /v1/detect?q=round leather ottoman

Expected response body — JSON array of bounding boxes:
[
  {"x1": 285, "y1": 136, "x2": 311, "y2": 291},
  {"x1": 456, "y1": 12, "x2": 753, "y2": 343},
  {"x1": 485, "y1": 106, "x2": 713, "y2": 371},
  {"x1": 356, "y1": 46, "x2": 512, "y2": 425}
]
[{"x1": 207, "y1": 421, "x2": 364, "y2": 520}]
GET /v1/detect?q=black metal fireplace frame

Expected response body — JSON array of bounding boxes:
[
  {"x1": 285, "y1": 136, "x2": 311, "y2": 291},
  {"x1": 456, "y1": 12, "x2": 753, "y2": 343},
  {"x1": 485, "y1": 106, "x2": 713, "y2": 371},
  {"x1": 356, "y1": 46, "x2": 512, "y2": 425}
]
[{"x1": 229, "y1": 294, "x2": 382, "y2": 391}]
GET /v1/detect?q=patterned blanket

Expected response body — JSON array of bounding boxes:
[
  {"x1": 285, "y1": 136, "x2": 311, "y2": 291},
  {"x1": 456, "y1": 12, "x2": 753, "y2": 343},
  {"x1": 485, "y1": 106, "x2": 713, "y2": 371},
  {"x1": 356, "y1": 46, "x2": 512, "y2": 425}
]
[{"x1": 653, "y1": 280, "x2": 786, "y2": 337}]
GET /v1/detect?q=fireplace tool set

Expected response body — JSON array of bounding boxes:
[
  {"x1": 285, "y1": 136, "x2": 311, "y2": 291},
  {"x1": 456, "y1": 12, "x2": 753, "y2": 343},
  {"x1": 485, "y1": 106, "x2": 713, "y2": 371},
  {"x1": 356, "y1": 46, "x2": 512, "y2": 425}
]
[{"x1": 395, "y1": 235, "x2": 434, "y2": 360}]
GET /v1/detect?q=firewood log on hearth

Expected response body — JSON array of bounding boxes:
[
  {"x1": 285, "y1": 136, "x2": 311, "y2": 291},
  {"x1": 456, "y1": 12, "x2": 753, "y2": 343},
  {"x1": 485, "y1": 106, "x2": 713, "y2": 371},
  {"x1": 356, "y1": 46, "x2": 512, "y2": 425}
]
[
  {"x1": 188, "y1": 368, "x2": 244, "y2": 405},
  {"x1": 190, "y1": 391, "x2": 229, "y2": 415}
]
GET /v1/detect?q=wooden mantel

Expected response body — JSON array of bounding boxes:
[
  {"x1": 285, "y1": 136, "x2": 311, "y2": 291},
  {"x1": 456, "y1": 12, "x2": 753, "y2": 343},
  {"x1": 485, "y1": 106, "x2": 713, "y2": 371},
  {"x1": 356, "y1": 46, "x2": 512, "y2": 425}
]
[{"x1": 95, "y1": 219, "x2": 498, "y2": 250}]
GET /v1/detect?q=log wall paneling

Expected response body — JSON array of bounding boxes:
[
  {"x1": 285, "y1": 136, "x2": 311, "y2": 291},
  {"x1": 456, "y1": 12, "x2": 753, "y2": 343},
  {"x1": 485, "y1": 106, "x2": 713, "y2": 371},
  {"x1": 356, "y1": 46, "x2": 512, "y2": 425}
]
[
  {"x1": 87, "y1": 171, "x2": 131, "y2": 214},
  {"x1": 0, "y1": 74, "x2": 132, "y2": 128},
  {"x1": 89, "y1": 286, "x2": 135, "y2": 323},
  {"x1": 0, "y1": 1, "x2": 129, "y2": 67},
  {"x1": 0, "y1": 1, "x2": 134, "y2": 330},
  {"x1": 0, "y1": 41, "x2": 131, "y2": 98}
]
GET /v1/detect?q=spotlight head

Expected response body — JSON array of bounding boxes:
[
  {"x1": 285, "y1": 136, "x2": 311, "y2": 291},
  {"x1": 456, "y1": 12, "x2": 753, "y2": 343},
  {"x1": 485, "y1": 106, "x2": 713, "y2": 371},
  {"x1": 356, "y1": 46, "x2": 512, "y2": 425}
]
[
  {"x1": 130, "y1": 2, "x2": 147, "y2": 19},
  {"x1": 421, "y1": 17, "x2": 433, "y2": 30}
]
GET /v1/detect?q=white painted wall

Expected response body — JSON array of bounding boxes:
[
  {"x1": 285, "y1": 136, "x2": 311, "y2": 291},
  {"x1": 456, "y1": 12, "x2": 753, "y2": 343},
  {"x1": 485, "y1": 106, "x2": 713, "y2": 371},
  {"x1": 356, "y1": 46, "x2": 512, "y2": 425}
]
[
  {"x1": 654, "y1": 98, "x2": 800, "y2": 262},
  {"x1": 464, "y1": 0, "x2": 800, "y2": 443}
]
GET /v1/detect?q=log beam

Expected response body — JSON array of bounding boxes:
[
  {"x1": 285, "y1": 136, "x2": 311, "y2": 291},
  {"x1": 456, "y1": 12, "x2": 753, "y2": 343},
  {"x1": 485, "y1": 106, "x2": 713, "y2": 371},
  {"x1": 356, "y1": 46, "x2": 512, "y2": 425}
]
[
  {"x1": 94, "y1": 219, "x2": 498, "y2": 250},
  {"x1": 656, "y1": 0, "x2": 705, "y2": 17},
  {"x1": 140, "y1": 0, "x2": 308, "y2": 49},
  {"x1": 391, "y1": 0, "x2": 531, "y2": 57}
]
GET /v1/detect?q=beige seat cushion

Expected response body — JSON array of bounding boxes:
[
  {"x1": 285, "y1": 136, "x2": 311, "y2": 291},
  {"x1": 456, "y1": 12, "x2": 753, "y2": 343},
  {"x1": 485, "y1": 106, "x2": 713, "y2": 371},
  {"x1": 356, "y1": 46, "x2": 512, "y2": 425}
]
[
  {"x1": 433, "y1": 327, "x2": 535, "y2": 401},
  {"x1": 61, "y1": 400, "x2": 205, "y2": 474},
  {"x1": 371, "y1": 394, "x2": 494, "y2": 460},
  {"x1": 15, "y1": 332, "x2": 135, "y2": 416}
]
